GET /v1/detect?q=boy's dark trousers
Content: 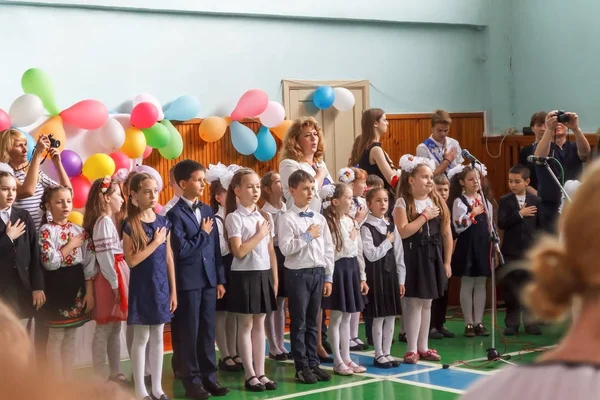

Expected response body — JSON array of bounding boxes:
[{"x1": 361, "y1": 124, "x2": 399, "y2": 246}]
[
  {"x1": 430, "y1": 288, "x2": 449, "y2": 331},
  {"x1": 503, "y1": 260, "x2": 534, "y2": 329},
  {"x1": 286, "y1": 266, "x2": 324, "y2": 371}
]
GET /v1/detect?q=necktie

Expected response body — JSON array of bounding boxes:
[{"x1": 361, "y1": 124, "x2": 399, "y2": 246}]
[{"x1": 299, "y1": 211, "x2": 314, "y2": 218}]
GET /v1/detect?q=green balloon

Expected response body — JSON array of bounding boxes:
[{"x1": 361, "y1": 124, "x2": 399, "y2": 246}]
[
  {"x1": 142, "y1": 122, "x2": 170, "y2": 148},
  {"x1": 159, "y1": 120, "x2": 183, "y2": 160},
  {"x1": 21, "y1": 68, "x2": 61, "y2": 116}
]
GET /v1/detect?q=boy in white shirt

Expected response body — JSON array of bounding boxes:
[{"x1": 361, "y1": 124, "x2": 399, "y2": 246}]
[
  {"x1": 160, "y1": 166, "x2": 183, "y2": 216},
  {"x1": 278, "y1": 170, "x2": 334, "y2": 384}
]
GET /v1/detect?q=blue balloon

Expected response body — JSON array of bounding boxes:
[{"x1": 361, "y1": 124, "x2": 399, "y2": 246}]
[
  {"x1": 163, "y1": 95, "x2": 201, "y2": 121},
  {"x1": 313, "y1": 86, "x2": 335, "y2": 109},
  {"x1": 21, "y1": 131, "x2": 36, "y2": 162},
  {"x1": 254, "y1": 126, "x2": 277, "y2": 161},
  {"x1": 230, "y1": 121, "x2": 258, "y2": 155}
]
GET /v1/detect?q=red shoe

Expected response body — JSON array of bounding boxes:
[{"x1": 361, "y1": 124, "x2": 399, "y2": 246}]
[
  {"x1": 418, "y1": 349, "x2": 441, "y2": 361},
  {"x1": 403, "y1": 352, "x2": 419, "y2": 364}
]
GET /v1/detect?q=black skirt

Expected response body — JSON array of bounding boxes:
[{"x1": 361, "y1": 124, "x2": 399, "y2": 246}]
[
  {"x1": 274, "y1": 246, "x2": 287, "y2": 298},
  {"x1": 44, "y1": 263, "x2": 90, "y2": 328},
  {"x1": 227, "y1": 269, "x2": 277, "y2": 314},
  {"x1": 216, "y1": 253, "x2": 234, "y2": 312},
  {"x1": 322, "y1": 257, "x2": 365, "y2": 313}
]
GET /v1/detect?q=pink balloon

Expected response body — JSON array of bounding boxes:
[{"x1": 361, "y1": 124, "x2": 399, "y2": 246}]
[
  {"x1": 0, "y1": 109, "x2": 10, "y2": 131},
  {"x1": 142, "y1": 146, "x2": 153, "y2": 159},
  {"x1": 231, "y1": 89, "x2": 269, "y2": 121},
  {"x1": 130, "y1": 102, "x2": 158, "y2": 129},
  {"x1": 154, "y1": 203, "x2": 163, "y2": 214},
  {"x1": 109, "y1": 151, "x2": 130, "y2": 172},
  {"x1": 60, "y1": 100, "x2": 108, "y2": 130}
]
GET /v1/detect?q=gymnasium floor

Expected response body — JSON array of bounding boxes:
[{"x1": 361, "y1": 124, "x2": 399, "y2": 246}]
[{"x1": 80, "y1": 309, "x2": 564, "y2": 399}]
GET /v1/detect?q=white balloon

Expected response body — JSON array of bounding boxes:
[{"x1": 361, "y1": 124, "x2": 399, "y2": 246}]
[
  {"x1": 90, "y1": 118, "x2": 126, "y2": 153},
  {"x1": 111, "y1": 113, "x2": 133, "y2": 131},
  {"x1": 9, "y1": 94, "x2": 45, "y2": 127},
  {"x1": 133, "y1": 93, "x2": 164, "y2": 121},
  {"x1": 259, "y1": 101, "x2": 285, "y2": 128},
  {"x1": 332, "y1": 87, "x2": 355, "y2": 112}
]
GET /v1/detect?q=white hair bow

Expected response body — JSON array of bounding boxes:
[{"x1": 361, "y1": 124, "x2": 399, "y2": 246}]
[{"x1": 399, "y1": 154, "x2": 436, "y2": 173}]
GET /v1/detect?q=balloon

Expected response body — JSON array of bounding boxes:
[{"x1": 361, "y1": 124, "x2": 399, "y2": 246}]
[
  {"x1": 142, "y1": 122, "x2": 170, "y2": 148},
  {"x1": 22, "y1": 131, "x2": 37, "y2": 162},
  {"x1": 110, "y1": 152, "x2": 130, "y2": 172},
  {"x1": 82, "y1": 153, "x2": 116, "y2": 181},
  {"x1": 313, "y1": 86, "x2": 335, "y2": 109},
  {"x1": 41, "y1": 160, "x2": 60, "y2": 182},
  {"x1": 111, "y1": 114, "x2": 132, "y2": 131},
  {"x1": 120, "y1": 127, "x2": 146, "y2": 158},
  {"x1": 60, "y1": 99, "x2": 108, "y2": 130},
  {"x1": 89, "y1": 118, "x2": 126, "y2": 153},
  {"x1": 133, "y1": 94, "x2": 164, "y2": 121},
  {"x1": 199, "y1": 116, "x2": 227, "y2": 143},
  {"x1": 270, "y1": 120, "x2": 293, "y2": 141},
  {"x1": 68, "y1": 211, "x2": 84, "y2": 226},
  {"x1": 21, "y1": 68, "x2": 61, "y2": 116},
  {"x1": 60, "y1": 150, "x2": 83, "y2": 177},
  {"x1": 8, "y1": 94, "x2": 44, "y2": 127},
  {"x1": 158, "y1": 120, "x2": 183, "y2": 160},
  {"x1": 130, "y1": 102, "x2": 158, "y2": 129},
  {"x1": 0, "y1": 109, "x2": 9, "y2": 131},
  {"x1": 134, "y1": 165, "x2": 163, "y2": 192},
  {"x1": 254, "y1": 126, "x2": 277, "y2": 161},
  {"x1": 142, "y1": 146, "x2": 153, "y2": 159},
  {"x1": 231, "y1": 89, "x2": 268, "y2": 121},
  {"x1": 259, "y1": 101, "x2": 285, "y2": 128},
  {"x1": 230, "y1": 121, "x2": 258, "y2": 155},
  {"x1": 71, "y1": 175, "x2": 91, "y2": 209},
  {"x1": 112, "y1": 100, "x2": 133, "y2": 114},
  {"x1": 332, "y1": 87, "x2": 355, "y2": 112},
  {"x1": 32, "y1": 116, "x2": 66, "y2": 155},
  {"x1": 163, "y1": 95, "x2": 201, "y2": 121},
  {"x1": 154, "y1": 203, "x2": 163, "y2": 214}
]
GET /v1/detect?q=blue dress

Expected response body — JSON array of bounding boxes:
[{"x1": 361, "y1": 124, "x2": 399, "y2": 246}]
[{"x1": 124, "y1": 215, "x2": 173, "y2": 325}]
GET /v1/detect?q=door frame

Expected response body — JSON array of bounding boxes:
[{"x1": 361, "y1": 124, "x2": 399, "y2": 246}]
[{"x1": 281, "y1": 79, "x2": 370, "y2": 117}]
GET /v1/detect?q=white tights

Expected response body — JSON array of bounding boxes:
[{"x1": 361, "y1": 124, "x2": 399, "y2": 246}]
[
  {"x1": 132, "y1": 324, "x2": 165, "y2": 399},
  {"x1": 265, "y1": 297, "x2": 287, "y2": 355},
  {"x1": 127, "y1": 324, "x2": 151, "y2": 376},
  {"x1": 328, "y1": 311, "x2": 352, "y2": 367},
  {"x1": 372, "y1": 316, "x2": 396, "y2": 362},
  {"x1": 47, "y1": 328, "x2": 76, "y2": 380},
  {"x1": 403, "y1": 297, "x2": 432, "y2": 354},
  {"x1": 216, "y1": 311, "x2": 238, "y2": 363},
  {"x1": 92, "y1": 321, "x2": 123, "y2": 377},
  {"x1": 238, "y1": 314, "x2": 270, "y2": 385},
  {"x1": 460, "y1": 277, "x2": 487, "y2": 325}
]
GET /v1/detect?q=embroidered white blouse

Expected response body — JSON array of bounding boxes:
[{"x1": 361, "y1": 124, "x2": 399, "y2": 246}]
[
  {"x1": 39, "y1": 221, "x2": 96, "y2": 279},
  {"x1": 92, "y1": 216, "x2": 123, "y2": 289}
]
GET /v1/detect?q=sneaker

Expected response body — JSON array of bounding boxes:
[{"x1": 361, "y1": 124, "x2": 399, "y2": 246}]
[
  {"x1": 311, "y1": 365, "x2": 332, "y2": 381},
  {"x1": 346, "y1": 361, "x2": 366, "y2": 373},
  {"x1": 504, "y1": 326, "x2": 518, "y2": 336},
  {"x1": 403, "y1": 352, "x2": 419, "y2": 364},
  {"x1": 475, "y1": 323, "x2": 490, "y2": 336},
  {"x1": 464, "y1": 324, "x2": 476, "y2": 337},
  {"x1": 333, "y1": 363, "x2": 354, "y2": 376},
  {"x1": 525, "y1": 325, "x2": 542, "y2": 335},
  {"x1": 418, "y1": 349, "x2": 441, "y2": 361},
  {"x1": 429, "y1": 328, "x2": 444, "y2": 339},
  {"x1": 295, "y1": 367, "x2": 317, "y2": 384},
  {"x1": 440, "y1": 326, "x2": 455, "y2": 338}
]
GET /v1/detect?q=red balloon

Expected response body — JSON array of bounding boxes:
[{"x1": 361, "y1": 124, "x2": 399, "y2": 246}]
[
  {"x1": 154, "y1": 203, "x2": 163, "y2": 214},
  {"x1": 109, "y1": 152, "x2": 130, "y2": 172},
  {"x1": 231, "y1": 89, "x2": 268, "y2": 121},
  {"x1": 71, "y1": 175, "x2": 91, "y2": 209},
  {"x1": 60, "y1": 99, "x2": 108, "y2": 130},
  {"x1": 142, "y1": 146, "x2": 153, "y2": 159},
  {"x1": 0, "y1": 109, "x2": 10, "y2": 131},
  {"x1": 130, "y1": 102, "x2": 158, "y2": 129}
]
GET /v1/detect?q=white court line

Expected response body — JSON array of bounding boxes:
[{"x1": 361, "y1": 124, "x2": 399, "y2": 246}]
[
  {"x1": 267, "y1": 378, "x2": 381, "y2": 400},
  {"x1": 394, "y1": 378, "x2": 466, "y2": 395}
]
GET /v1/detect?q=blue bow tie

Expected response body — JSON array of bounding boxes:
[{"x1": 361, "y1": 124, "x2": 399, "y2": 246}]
[{"x1": 299, "y1": 211, "x2": 314, "y2": 218}]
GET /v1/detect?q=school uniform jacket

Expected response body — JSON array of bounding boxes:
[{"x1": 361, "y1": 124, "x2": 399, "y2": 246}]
[{"x1": 498, "y1": 192, "x2": 541, "y2": 260}]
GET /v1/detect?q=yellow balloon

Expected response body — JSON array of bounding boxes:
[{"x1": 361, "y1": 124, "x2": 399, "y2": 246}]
[
  {"x1": 120, "y1": 127, "x2": 146, "y2": 158},
  {"x1": 82, "y1": 153, "x2": 115, "y2": 181},
  {"x1": 270, "y1": 119, "x2": 293, "y2": 141},
  {"x1": 199, "y1": 117, "x2": 227, "y2": 143},
  {"x1": 68, "y1": 211, "x2": 83, "y2": 226}
]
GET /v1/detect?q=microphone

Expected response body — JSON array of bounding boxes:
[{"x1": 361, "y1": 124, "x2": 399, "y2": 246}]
[
  {"x1": 527, "y1": 155, "x2": 554, "y2": 163},
  {"x1": 461, "y1": 149, "x2": 483, "y2": 164}
]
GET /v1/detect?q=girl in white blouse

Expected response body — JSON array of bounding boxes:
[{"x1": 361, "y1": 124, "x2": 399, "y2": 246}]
[
  {"x1": 322, "y1": 183, "x2": 369, "y2": 376},
  {"x1": 83, "y1": 176, "x2": 130, "y2": 384},
  {"x1": 224, "y1": 169, "x2": 278, "y2": 392},
  {"x1": 39, "y1": 186, "x2": 95, "y2": 379}
]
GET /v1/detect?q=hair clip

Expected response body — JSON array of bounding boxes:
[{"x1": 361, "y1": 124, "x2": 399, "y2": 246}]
[
  {"x1": 399, "y1": 154, "x2": 436, "y2": 173},
  {"x1": 337, "y1": 167, "x2": 355, "y2": 184},
  {"x1": 100, "y1": 175, "x2": 111, "y2": 193}
]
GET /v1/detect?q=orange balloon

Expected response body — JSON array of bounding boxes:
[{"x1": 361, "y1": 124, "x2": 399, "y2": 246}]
[
  {"x1": 120, "y1": 127, "x2": 146, "y2": 158},
  {"x1": 223, "y1": 116, "x2": 232, "y2": 126},
  {"x1": 32, "y1": 116, "x2": 66, "y2": 156},
  {"x1": 270, "y1": 119, "x2": 293, "y2": 141},
  {"x1": 199, "y1": 117, "x2": 227, "y2": 143}
]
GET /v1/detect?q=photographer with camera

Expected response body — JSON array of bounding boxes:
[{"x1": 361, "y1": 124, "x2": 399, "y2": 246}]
[{"x1": 533, "y1": 110, "x2": 590, "y2": 232}]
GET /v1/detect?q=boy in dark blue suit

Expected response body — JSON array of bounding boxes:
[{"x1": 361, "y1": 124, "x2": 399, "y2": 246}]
[
  {"x1": 498, "y1": 164, "x2": 542, "y2": 336},
  {"x1": 167, "y1": 160, "x2": 229, "y2": 399}
]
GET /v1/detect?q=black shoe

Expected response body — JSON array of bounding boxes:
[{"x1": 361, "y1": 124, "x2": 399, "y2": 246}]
[
  {"x1": 440, "y1": 326, "x2": 455, "y2": 338},
  {"x1": 350, "y1": 344, "x2": 364, "y2": 351},
  {"x1": 245, "y1": 376, "x2": 266, "y2": 392},
  {"x1": 504, "y1": 326, "x2": 518, "y2": 336},
  {"x1": 398, "y1": 332, "x2": 407, "y2": 342},
  {"x1": 232, "y1": 355, "x2": 243, "y2": 367},
  {"x1": 311, "y1": 365, "x2": 332, "y2": 381},
  {"x1": 151, "y1": 394, "x2": 171, "y2": 400},
  {"x1": 295, "y1": 367, "x2": 317, "y2": 384},
  {"x1": 475, "y1": 323, "x2": 490, "y2": 336},
  {"x1": 269, "y1": 352, "x2": 288, "y2": 361},
  {"x1": 258, "y1": 375, "x2": 278, "y2": 390},
  {"x1": 464, "y1": 324, "x2": 476, "y2": 337},
  {"x1": 385, "y1": 355, "x2": 401, "y2": 368},
  {"x1": 219, "y1": 357, "x2": 242, "y2": 372},
  {"x1": 429, "y1": 328, "x2": 444, "y2": 339},
  {"x1": 323, "y1": 341, "x2": 333, "y2": 354},
  {"x1": 525, "y1": 325, "x2": 542, "y2": 335},
  {"x1": 184, "y1": 385, "x2": 211, "y2": 400},
  {"x1": 374, "y1": 356, "x2": 392, "y2": 369},
  {"x1": 202, "y1": 380, "x2": 230, "y2": 397},
  {"x1": 318, "y1": 355, "x2": 334, "y2": 363}
]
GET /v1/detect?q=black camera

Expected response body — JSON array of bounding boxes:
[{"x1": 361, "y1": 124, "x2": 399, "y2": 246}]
[
  {"x1": 48, "y1": 134, "x2": 61, "y2": 148},
  {"x1": 556, "y1": 110, "x2": 570, "y2": 124}
]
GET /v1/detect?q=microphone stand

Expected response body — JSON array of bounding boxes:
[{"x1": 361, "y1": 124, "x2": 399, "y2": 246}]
[{"x1": 540, "y1": 159, "x2": 572, "y2": 202}]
